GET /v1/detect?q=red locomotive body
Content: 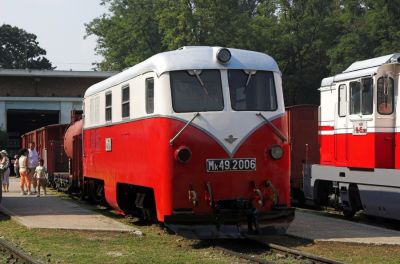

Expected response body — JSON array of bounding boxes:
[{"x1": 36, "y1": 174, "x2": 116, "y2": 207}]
[
  {"x1": 21, "y1": 47, "x2": 294, "y2": 238},
  {"x1": 81, "y1": 47, "x2": 294, "y2": 238},
  {"x1": 308, "y1": 54, "x2": 400, "y2": 220}
]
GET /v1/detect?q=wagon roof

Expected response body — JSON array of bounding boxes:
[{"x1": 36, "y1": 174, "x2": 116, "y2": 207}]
[
  {"x1": 84, "y1": 46, "x2": 280, "y2": 97},
  {"x1": 321, "y1": 53, "x2": 400, "y2": 87}
]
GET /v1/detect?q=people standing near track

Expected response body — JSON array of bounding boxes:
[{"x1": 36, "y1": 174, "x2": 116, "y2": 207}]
[
  {"x1": 0, "y1": 150, "x2": 10, "y2": 193},
  {"x1": 19, "y1": 148, "x2": 30, "y2": 195},
  {"x1": 27, "y1": 142, "x2": 39, "y2": 194},
  {"x1": 34, "y1": 159, "x2": 47, "y2": 197},
  {"x1": 13, "y1": 154, "x2": 20, "y2": 178}
]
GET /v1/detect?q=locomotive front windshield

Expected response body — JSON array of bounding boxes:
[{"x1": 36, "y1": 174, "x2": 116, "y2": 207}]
[
  {"x1": 170, "y1": 70, "x2": 224, "y2": 112},
  {"x1": 228, "y1": 70, "x2": 277, "y2": 111}
]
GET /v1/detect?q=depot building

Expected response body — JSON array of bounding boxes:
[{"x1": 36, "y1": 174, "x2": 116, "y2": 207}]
[{"x1": 0, "y1": 69, "x2": 115, "y2": 155}]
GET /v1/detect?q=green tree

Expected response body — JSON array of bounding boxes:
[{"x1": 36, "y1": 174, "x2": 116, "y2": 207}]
[
  {"x1": 86, "y1": 0, "x2": 164, "y2": 71},
  {"x1": 0, "y1": 24, "x2": 53, "y2": 70},
  {"x1": 157, "y1": 0, "x2": 258, "y2": 50},
  {"x1": 268, "y1": 0, "x2": 338, "y2": 105},
  {"x1": 87, "y1": 0, "x2": 399, "y2": 105}
]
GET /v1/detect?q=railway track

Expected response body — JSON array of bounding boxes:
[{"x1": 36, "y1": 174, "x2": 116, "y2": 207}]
[
  {"x1": 214, "y1": 238, "x2": 344, "y2": 264},
  {"x1": 0, "y1": 237, "x2": 42, "y2": 264}
]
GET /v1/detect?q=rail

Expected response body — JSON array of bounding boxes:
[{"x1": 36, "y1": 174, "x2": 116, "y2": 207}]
[
  {"x1": 0, "y1": 237, "x2": 43, "y2": 264},
  {"x1": 214, "y1": 238, "x2": 344, "y2": 264}
]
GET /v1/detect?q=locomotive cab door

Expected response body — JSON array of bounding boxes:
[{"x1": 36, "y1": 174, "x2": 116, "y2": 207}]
[
  {"x1": 347, "y1": 77, "x2": 374, "y2": 168},
  {"x1": 376, "y1": 72, "x2": 396, "y2": 168},
  {"x1": 334, "y1": 84, "x2": 348, "y2": 165}
]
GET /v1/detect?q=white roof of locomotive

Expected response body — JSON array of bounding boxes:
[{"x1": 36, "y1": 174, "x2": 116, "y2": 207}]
[
  {"x1": 321, "y1": 53, "x2": 400, "y2": 87},
  {"x1": 84, "y1": 46, "x2": 280, "y2": 97}
]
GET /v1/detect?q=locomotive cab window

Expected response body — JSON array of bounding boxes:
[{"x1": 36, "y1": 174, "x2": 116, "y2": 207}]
[
  {"x1": 170, "y1": 69, "x2": 223, "y2": 112},
  {"x1": 105, "y1": 92, "x2": 112, "y2": 121},
  {"x1": 146, "y1": 78, "x2": 154, "y2": 114},
  {"x1": 377, "y1": 76, "x2": 394, "y2": 115},
  {"x1": 228, "y1": 70, "x2": 277, "y2": 111},
  {"x1": 121, "y1": 85, "x2": 130, "y2": 118},
  {"x1": 350, "y1": 77, "x2": 373, "y2": 115}
]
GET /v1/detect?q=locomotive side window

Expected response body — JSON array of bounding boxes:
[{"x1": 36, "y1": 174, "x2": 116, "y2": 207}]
[
  {"x1": 121, "y1": 85, "x2": 130, "y2": 118},
  {"x1": 338, "y1": 84, "x2": 347, "y2": 117},
  {"x1": 350, "y1": 77, "x2": 373, "y2": 115},
  {"x1": 105, "y1": 92, "x2": 112, "y2": 121},
  {"x1": 90, "y1": 96, "x2": 100, "y2": 125},
  {"x1": 146, "y1": 78, "x2": 154, "y2": 114},
  {"x1": 377, "y1": 76, "x2": 394, "y2": 115},
  {"x1": 228, "y1": 70, "x2": 277, "y2": 111},
  {"x1": 170, "y1": 70, "x2": 223, "y2": 112}
]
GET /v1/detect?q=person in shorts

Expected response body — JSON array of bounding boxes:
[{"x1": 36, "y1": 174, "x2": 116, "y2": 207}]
[
  {"x1": 34, "y1": 159, "x2": 47, "y2": 197},
  {"x1": 19, "y1": 149, "x2": 30, "y2": 195}
]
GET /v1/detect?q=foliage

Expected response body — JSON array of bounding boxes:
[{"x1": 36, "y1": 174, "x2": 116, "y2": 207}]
[
  {"x1": 86, "y1": 0, "x2": 400, "y2": 105},
  {"x1": 0, "y1": 24, "x2": 53, "y2": 70}
]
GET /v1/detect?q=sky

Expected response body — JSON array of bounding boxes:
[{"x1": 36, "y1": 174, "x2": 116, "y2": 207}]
[{"x1": 0, "y1": 0, "x2": 107, "y2": 71}]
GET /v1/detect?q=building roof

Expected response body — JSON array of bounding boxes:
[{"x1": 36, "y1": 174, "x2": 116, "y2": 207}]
[
  {"x1": 321, "y1": 53, "x2": 400, "y2": 87},
  {"x1": 0, "y1": 69, "x2": 117, "y2": 78},
  {"x1": 85, "y1": 46, "x2": 280, "y2": 97}
]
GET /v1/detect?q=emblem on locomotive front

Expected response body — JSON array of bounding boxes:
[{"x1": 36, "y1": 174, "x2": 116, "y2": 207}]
[{"x1": 224, "y1": 134, "x2": 238, "y2": 144}]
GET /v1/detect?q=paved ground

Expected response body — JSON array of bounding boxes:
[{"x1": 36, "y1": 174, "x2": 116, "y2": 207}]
[
  {"x1": 0, "y1": 177, "x2": 140, "y2": 234},
  {"x1": 288, "y1": 209, "x2": 400, "y2": 245}
]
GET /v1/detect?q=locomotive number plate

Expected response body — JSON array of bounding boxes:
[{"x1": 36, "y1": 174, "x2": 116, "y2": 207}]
[{"x1": 206, "y1": 158, "x2": 256, "y2": 172}]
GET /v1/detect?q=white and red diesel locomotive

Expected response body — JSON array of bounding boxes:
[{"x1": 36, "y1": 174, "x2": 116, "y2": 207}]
[
  {"x1": 307, "y1": 53, "x2": 400, "y2": 219},
  {"x1": 78, "y1": 46, "x2": 294, "y2": 238}
]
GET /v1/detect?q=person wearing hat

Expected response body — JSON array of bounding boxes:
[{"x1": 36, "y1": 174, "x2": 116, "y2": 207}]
[{"x1": 0, "y1": 150, "x2": 10, "y2": 193}]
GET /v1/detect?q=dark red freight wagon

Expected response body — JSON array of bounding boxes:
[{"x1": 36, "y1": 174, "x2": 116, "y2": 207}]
[
  {"x1": 286, "y1": 105, "x2": 319, "y2": 204},
  {"x1": 21, "y1": 124, "x2": 69, "y2": 182}
]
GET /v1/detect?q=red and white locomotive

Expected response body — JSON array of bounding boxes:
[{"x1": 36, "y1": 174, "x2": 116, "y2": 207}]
[
  {"x1": 309, "y1": 53, "x2": 400, "y2": 219},
  {"x1": 79, "y1": 46, "x2": 294, "y2": 238}
]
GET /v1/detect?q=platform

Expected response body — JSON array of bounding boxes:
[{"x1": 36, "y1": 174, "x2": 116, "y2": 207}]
[
  {"x1": 0, "y1": 177, "x2": 140, "y2": 234},
  {"x1": 287, "y1": 209, "x2": 400, "y2": 245}
]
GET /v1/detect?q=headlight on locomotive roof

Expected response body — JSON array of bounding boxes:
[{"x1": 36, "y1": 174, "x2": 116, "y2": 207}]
[
  {"x1": 216, "y1": 48, "x2": 231, "y2": 64},
  {"x1": 269, "y1": 145, "x2": 284, "y2": 160}
]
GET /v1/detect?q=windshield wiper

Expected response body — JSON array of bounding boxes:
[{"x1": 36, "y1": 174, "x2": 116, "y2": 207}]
[
  {"x1": 188, "y1": 70, "x2": 209, "y2": 96},
  {"x1": 256, "y1": 112, "x2": 288, "y2": 142},
  {"x1": 243, "y1": 70, "x2": 256, "y2": 91},
  {"x1": 170, "y1": 112, "x2": 200, "y2": 145},
  {"x1": 245, "y1": 72, "x2": 253, "y2": 88},
  {"x1": 194, "y1": 71, "x2": 209, "y2": 96}
]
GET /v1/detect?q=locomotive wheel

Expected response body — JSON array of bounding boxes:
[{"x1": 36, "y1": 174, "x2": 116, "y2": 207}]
[{"x1": 89, "y1": 180, "x2": 105, "y2": 204}]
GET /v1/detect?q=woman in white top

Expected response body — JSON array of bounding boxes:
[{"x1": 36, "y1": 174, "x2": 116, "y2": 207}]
[{"x1": 1, "y1": 150, "x2": 10, "y2": 193}]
